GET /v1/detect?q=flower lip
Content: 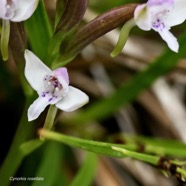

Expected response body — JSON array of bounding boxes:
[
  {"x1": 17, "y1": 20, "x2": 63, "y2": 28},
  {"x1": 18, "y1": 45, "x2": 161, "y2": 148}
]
[{"x1": 42, "y1": 73, "x2": 66, "y2": 103}]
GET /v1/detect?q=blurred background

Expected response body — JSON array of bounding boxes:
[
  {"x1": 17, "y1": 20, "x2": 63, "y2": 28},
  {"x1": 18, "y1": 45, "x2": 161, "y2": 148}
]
[{"x1": 1, "y1": 0, "x2": 186, "y2": 185}]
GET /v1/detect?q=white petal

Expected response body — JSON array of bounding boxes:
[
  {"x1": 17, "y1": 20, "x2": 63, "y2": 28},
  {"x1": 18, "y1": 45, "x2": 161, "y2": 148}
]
[
  {"x1": 158, "y1": 29, "x2": 179, "y2": 52},
  {"x1": 28, "y1": 96, "x2": 50, "y2": 121},
  {"x1": 0, "y1": 0, "x2": 10, "y2": 19},
  {"x1": 11, "y1": 0, "x2": 39, "y2": 22},
  {"x1": 24, "y1": 49, "x2": 51, "y2": 91},
  {"x1": 56, "y1": 86, "x2": 89, "y2": 112},
  {"x1": 166, "y1": 0, "x2": 186, "y2": 26},
  {"x1": 134, "y1": 4, "x2": 151, "y2": 31}
]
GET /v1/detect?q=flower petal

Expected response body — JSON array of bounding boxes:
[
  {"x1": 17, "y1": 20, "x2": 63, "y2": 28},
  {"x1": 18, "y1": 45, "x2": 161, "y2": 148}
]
[
  {"x1": 158, "y1": 29, "x2": 179, "y2": 52},
  {"x1": 166, "y1": 0, "x2": 186, "y2": 26},
  {"x1": 147, "y1": 0, "x2": 173, "y2": 6},
  {"x1": 56, "y1": 86, "x2": 89, "y2": 112},
  {"x1": 28, "y1": 96, "x2": 50, "y2": 121},
  {"x1": 24, "y1": 49, "x2": 51, "y2": 91},
  {"x1": 11, "y1": 0, "x2": 39, "y2": 22},
  {"x1": 134, "y1": 4, "x2": 151, "y2": 31},
  {"x1": 53, "y1": 67, "x2": 70, "y2": 94}
]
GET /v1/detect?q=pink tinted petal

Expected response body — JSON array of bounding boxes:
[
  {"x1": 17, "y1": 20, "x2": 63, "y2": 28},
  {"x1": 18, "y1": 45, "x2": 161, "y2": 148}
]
[
  {"x1": 134, "y1": 4, "x2": 151, "y2": 31},
  {"x1": 28, "y1": 96, "x2": 50, "y2": 121},
  {"x1": 53, "y1": 67, "x2": 69, "y2": 93},
  {"x1": 24, "y1": 50, "x2": 51, "y2": 91},
  {"x1": 158, "y1": 29, "x2": 179, "y2": 52},
  {"x1": 53, "y1": 67, "x2": 69, "y2": 84},
  {"x1": 56, "y1": 86, "x2": 89, "y2": 112},
  {"x1": 166, "y1": 0, "x2": 186, "y2": 26},
  {"x1": 147, "y1": 0, "x2": 173, "y2": 6},
  {"x1": 11, "y1": 0, "x2": 39, "y2": 22}
]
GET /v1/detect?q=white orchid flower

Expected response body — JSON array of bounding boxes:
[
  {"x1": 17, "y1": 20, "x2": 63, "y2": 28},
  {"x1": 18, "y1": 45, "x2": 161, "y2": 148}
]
[
  {"x1": 0, "y1": 0, "x2": 39, "y2": 60},
  {"x1": 0, "y1": 0, "x2": 39, "y2": 21},
  {"x1": 134, "y1": 0, "x2": 186, "y2": 52},
  {"x1": 24, "y1": 50, "x2": 89, "y2": 121}
]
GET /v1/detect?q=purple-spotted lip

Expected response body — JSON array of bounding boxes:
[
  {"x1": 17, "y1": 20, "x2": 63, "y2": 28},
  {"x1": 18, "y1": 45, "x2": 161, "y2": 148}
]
[
  {"x1": 42, "y1": 74, "x2": 65, "y2": 103},
  {"x1": 44, "y1": 75, "x2": 63, "y2": 90}
]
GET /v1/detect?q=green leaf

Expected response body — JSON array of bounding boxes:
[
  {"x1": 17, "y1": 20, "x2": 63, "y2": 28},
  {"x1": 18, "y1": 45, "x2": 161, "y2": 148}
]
[
  {"x1": 32, "y1": 141, "x2": 63, "y2": 186},
  {"x1": 111, "y1": 146, "x2": 159, "y2": 165},
  {"x1": 39, "y1": 129, "x2": 138, "y2": 158},
  {"x1": 0, "y1": 95, "x2": 38, "y2": 186},
  {"x1": 39, "y1": 129, "x2": 186, "y2": 160},
  {"x1": 20, "y1": 139, "x2": 44, "y2": 156},
  {"x1": 24, "y1": 0, "x2": 52, "y2": 61},
  {"x1": 109, "y1": 134, "x2": 186, "y2": 157},
  {"x1": 70, "y1": 152, "x2": 98, "y2": 186}
]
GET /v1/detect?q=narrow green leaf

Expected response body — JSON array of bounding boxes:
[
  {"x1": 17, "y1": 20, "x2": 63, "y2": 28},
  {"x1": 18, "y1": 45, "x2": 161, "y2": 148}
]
[
  {"x1": 20, "y1": 139, "x2": 44, "y2": 156},
  {"x1": 112, "y1": 146, "x2": 159, "y2": 165},
  {"x1": 32, "y1": 141, "x2": 63, "y2": 186},
  {"x1": 70, "y1": 152, "x2": 97, "y2": 186},
  {"x1": 0, "y1": 95, "x2": 37, "y2": 186},
  {"x1": 55, "y1": 0, "x2": 66, "y2": 28},
  {"x1": 110, "y1": 134, "x2": 186, "y2": 157},
  {"x1": 39, "y1": 129, "x2": 137, "y2": 158},
  {"x1": 24, "y1": 0, "x2": 52, "y2": 61}
]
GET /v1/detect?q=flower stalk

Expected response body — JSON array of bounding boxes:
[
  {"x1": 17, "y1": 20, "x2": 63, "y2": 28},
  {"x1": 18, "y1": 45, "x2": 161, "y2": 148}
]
[
  {"x1": 1, "y1": 20, "x2": 10, "y2": 61},
  {"x1": 43, "y1": 105, "x2": 58, "y2": 131}
]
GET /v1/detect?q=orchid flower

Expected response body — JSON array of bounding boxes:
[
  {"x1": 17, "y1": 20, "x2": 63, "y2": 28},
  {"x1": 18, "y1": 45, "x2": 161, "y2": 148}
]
[
  {"x1": 134, "y1": 0, "x2": 186, "y2": 52},
  {"x1": 24, "y1": 50, "x2": 89, "y2": 121},
  {"x1": 0, "y1": 0, "x2": 39, "y2": 21},
  {"x1": 0, "y1": 0, "x2": 39, "y2": 60}
]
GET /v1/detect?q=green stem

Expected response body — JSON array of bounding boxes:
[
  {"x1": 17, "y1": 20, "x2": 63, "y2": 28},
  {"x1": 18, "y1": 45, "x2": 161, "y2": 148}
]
[
  {"x1": 1, "y1": 20, "x2": 10, "y2": 61},
  {"x1": 43, "y1": 105, "x2": 58, "y2": 130},
  {"x1": 0, "y1": 95, "x2": 36, "y2": 186}
]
